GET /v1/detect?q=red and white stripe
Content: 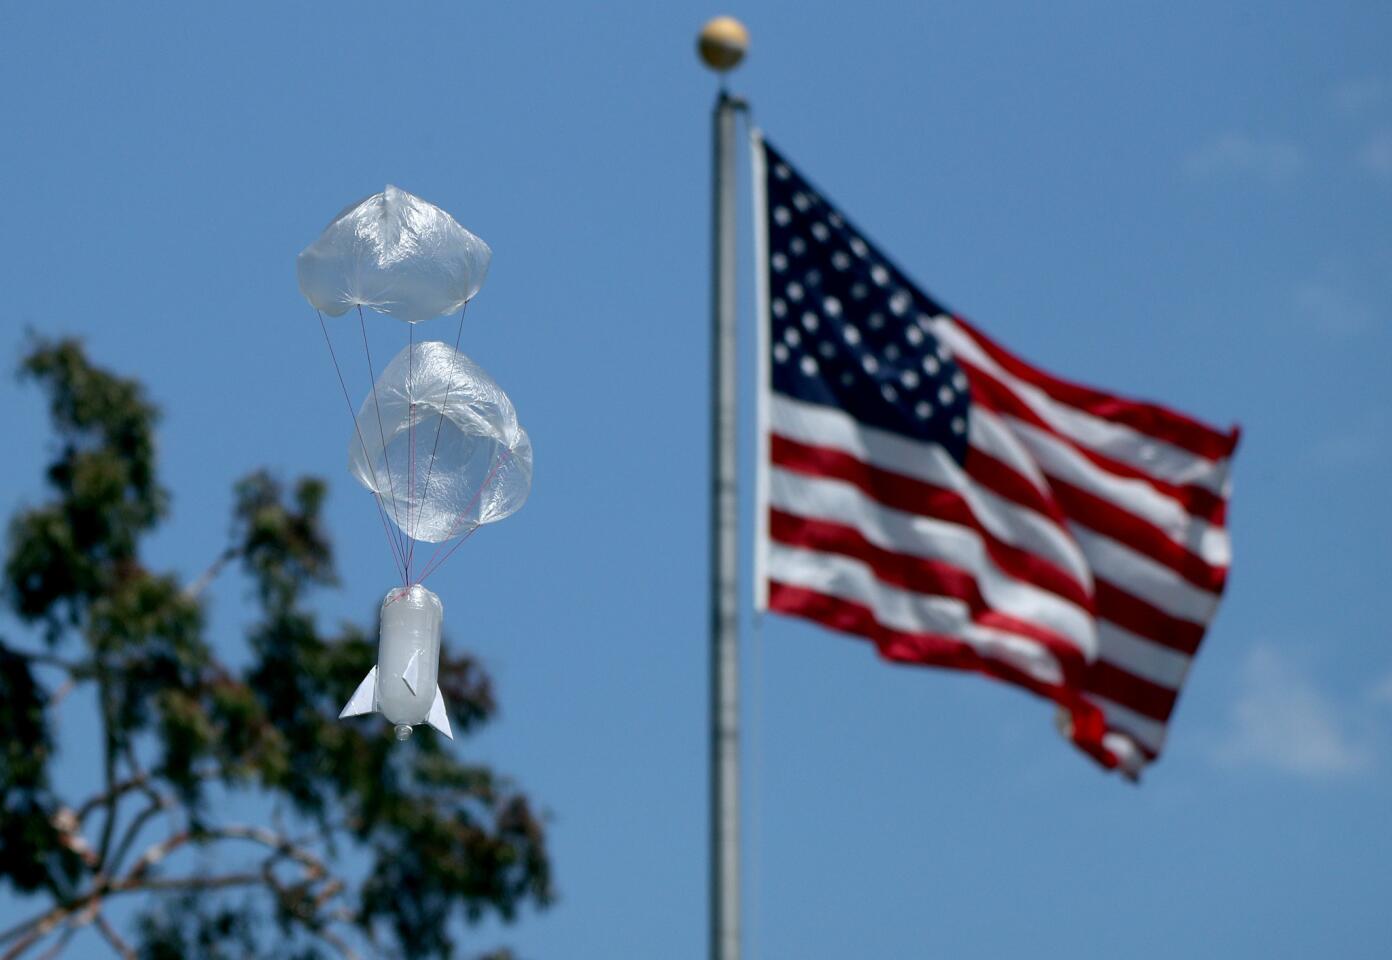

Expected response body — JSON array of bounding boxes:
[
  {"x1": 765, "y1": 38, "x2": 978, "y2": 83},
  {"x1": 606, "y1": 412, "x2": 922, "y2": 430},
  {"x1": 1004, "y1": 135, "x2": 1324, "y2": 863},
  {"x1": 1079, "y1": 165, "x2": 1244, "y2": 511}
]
[{"x1": 757, "y1": 312, "x2": 1239, "y2": 778}]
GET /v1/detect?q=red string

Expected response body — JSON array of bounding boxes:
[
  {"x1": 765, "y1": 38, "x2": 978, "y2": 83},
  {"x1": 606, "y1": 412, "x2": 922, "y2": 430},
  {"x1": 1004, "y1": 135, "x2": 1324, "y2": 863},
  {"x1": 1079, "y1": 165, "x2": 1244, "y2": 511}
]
[
  {"x1": 408, "y1": 305, "x2": 469, "y2": 579},
  {"x1": 316, "y1": 310, "x2": 409, "y2": 583},
  {"x1": 359, "y1": 306, "x2": 411, "y2": 577},
  {"x1": 413, "y1": 448, "x2": 512, "y2": 585}
]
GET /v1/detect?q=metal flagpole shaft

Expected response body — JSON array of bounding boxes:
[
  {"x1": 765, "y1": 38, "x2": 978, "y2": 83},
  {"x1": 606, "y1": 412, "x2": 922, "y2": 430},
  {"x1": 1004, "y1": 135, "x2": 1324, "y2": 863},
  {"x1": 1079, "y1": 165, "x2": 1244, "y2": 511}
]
[
  {"x1": 710, "y1": 86, "x2": 743, "y2": 960},
  {"x1": 697, "y1": 17, "x2": 750, "y2": 960},
  {"x1": 712, "y1": 82, "x2": 746, "y2": 957}
]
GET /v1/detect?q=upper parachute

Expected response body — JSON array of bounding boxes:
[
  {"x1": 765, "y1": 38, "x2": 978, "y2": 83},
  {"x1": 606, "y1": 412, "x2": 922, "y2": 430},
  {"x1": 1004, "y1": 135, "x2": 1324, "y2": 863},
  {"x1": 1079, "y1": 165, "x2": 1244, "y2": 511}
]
[{"x1": 297, "y1": 185, "x2": 492, "y2": 324}]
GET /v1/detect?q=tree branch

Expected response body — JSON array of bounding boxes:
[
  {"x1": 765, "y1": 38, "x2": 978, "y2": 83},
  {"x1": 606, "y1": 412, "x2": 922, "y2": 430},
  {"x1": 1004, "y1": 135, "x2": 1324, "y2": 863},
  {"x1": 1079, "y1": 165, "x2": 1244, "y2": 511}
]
[
  {"x1": 0, "y1": 642, "x2": 86, "y2": 715},
  {"x1": 93, "y1": 915, "x2": 135, "y2": 960},
  {"x1": 76, "y1": 764, "x2": 218, "y2": 826},
  {"x1": 93, "y1": 683, "x2": 121, "y2": 871},
  {"x1": 1, "y1": 647, "x2": 84, "y2": 673},
  {"x1": 75, "y1": 775, "x2": 149, "y2": 823},
  {"x1": 0, "y1": 869, "x2": 276, "y2": 958},
  {"x1": 0, "y1": 904, "x2": 73, "y2": 960},
  {"x1": 46, "y1": 677, "x2": 76, "y2": 710},
  {"x1": 317, "y1": 926, "x2": 362, "y2": 960},
  {"x1": 2, "y1": 830, "x2": 347, "y2": 959},
  {"x1": 184, "y1": 546, "x2": 241, "y2": 601},
  {"x1": 31, "y1": 925, "x2": 77, "y2": 960},
  {"x1": 131, "y1": 872, "x2": 262, "y2": 893},
  {"x1": 48, "y1": 807, "x2": 98, "y2": 869},
  {"x1": 107, "y1": 793, "x2": 174, "y2": 877}
]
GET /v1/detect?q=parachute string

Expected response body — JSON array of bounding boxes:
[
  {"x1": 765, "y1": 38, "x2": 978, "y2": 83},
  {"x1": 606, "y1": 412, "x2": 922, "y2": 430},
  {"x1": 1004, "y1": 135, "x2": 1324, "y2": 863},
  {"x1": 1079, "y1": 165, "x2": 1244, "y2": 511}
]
[
  {"x1": 359, "y1": 306, "x2": 412, "y2": 574},
  {"x1": 315, "y1": 310, "x2": 409, "y2": 583},
  {"x1": 407, "y1": 323, "x2": 415, "y2": 579},
  {"x1": 408, "y1": 304, "x2": 469, "y2": 578},
  {"x1": 414, "y1": 527, "x2": 479, "y2": 588},
  {"x1": 413, "y1": 448, "x2": 510, "y2": 585}
]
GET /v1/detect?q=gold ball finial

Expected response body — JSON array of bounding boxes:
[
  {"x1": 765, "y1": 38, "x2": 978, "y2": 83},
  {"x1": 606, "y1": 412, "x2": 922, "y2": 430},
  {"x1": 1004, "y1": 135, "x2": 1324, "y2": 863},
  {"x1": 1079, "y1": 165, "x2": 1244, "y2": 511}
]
[{"x1": 698, "y1": 16, "x2": 749, "y2": 72}]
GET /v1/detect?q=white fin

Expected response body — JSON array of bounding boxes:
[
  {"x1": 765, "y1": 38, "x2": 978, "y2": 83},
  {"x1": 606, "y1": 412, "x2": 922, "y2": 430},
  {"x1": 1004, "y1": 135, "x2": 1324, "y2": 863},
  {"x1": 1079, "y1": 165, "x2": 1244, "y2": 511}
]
[
  {"x1": 339, "y1": 666, "x2": 378, "y2": 719},
  {"x1": 402, "y1": 649, "x2": 421, "y2": 694},
  {"x1": 426, "y1": 686, "x2": 453, "y2": 740}
]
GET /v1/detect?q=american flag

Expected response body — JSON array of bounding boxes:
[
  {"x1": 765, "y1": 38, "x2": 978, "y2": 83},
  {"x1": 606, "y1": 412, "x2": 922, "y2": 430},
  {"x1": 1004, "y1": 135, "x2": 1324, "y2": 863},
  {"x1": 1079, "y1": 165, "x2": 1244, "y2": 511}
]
[{"x1": 753, "y1": 135, "x2": 1239, "y2": 778}]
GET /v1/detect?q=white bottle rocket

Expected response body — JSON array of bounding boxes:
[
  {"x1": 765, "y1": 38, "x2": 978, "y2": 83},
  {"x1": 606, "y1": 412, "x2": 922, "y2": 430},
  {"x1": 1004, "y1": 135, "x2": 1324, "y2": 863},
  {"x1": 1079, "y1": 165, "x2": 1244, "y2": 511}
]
[{"x1": 339, "y1": 585, "x2": 453, "y2": 741}]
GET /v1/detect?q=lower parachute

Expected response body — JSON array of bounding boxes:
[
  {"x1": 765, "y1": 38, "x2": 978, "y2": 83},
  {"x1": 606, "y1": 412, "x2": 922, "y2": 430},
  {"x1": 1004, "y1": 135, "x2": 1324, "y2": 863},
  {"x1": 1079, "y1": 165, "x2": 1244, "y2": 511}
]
[{"x1": 349, "y1": 339, "x2": 532, "y2": 546}]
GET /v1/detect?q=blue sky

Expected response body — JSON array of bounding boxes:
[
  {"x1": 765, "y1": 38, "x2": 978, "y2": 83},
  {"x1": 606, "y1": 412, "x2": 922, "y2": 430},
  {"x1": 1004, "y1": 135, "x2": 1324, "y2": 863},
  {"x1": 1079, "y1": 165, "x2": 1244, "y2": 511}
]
[{"x1": 2, "y1": 2, "x2": 1390, "y2": 957}]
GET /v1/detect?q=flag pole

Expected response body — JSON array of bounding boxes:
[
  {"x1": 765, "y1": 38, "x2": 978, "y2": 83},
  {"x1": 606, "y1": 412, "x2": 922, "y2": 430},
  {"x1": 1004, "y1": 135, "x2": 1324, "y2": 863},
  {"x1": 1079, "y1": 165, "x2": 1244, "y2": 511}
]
[{"x1": 699, "y1": 16, "x2": 750, "y2": 960}]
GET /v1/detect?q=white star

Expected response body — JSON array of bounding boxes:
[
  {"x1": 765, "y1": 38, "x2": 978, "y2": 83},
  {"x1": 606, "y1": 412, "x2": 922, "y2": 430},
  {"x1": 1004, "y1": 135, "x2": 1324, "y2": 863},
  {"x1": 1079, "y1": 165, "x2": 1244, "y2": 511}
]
[
  {"x1": 774, "y1": 164, "x2": 791, "y2": 180},
  {"x1": 870, "y1": 264, "x2": 890, "y2": 286},
  {"x1": 802, "y1": 311, "x2": 819, "y2": 332},
  {"x1": 822, "y1": 296, "x2": 842, "y2": 317},
  {"x1": 952, "y1": 371, "x2": 967, "y2": 391},
  {"x1": 831, "y1": 250, "x2": 851, "y2": 271},
  {"x1": 849, "y1": 237, "x2": 869, "y2": 258},
  {"x1": 915, "y1": 401, "x2": 933, "y2": 419},
  {"x1": 773, "y1": 343, "x2": 789, "y2": 363},
  {"x1": 818, "y1": 341, "x2": 836, "y2": 358},
  {"x1": 881, "y1": 383, "x2": 898, "y2": 402},
  {"x1": 800, "y1": 355, "x2": 819, "y2": 376},
  {"x1": 951, "y1": 416, "x2": 965, "y2": 435},
  {"x1": 900, "y1": 369, "x2": 920, "y2": 389},
  {"x1": 905, "y1": 325, "x2": 924, "y2": 346},
  {"x1": 784, "y1": 327, "x2": 801, "y2": 347},
  {"x1": 843, "y1": 325, "x2": 861, "y2": 345},
  {"x1": 810, "y1": 222, "x2": 830, "y2": 242},
  {"x1": 922, "y1": 355, "x2": 939, "y2": 375},
  {"x1": 773, "y1": 206, "x2": 791, "y2": 226},
  {"x1": 793, "y1": 192, "x2": 811, "y2": 212},
  {"x1": 862, "y1": 355, "x2": 880, "y2": 374},
  {"x1": 772, "y1": 299, "x2": 787, "y2": 318},
  {"x1": 771, "y1": 253, "x2": 788, "y2": 273},
  {"x1": 938, "y1": 385, "x2": 954, "y2": 405},
  {"x1": 790, "y1": 237, "x2": 807, "y2": 255},
  {"x1": 787, "y1": 282, "x2": 804, "y2": 302}
]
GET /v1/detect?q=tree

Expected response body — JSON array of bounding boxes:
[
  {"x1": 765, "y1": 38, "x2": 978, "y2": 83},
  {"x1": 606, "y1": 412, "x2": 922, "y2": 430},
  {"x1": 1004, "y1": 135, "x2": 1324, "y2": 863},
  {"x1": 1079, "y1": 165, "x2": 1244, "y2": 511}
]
[{"x1": 0, "y1": 339, "x2": 552, "y2": 959}]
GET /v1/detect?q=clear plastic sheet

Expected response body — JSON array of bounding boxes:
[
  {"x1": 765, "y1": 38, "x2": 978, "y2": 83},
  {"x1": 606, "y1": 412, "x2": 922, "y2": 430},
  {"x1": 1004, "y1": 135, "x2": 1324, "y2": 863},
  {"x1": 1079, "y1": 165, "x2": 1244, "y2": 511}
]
[
  {"x1": 349, "y1": 340, "x2": 532, "y2": 543},
  {"x1": 297, "y1": 185, "x2": 492, "y2": 324}
]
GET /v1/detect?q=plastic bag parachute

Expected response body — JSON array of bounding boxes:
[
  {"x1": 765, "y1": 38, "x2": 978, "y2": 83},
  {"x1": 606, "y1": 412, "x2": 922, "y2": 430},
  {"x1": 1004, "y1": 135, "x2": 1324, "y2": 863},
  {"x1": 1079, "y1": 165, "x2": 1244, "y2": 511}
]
[
  {"x1": 298, "y1": 184, "x2": 492, "y2": 324},
  {"x1": 297, "y1": 186, "x2": 531, "y2": 740},
  {"x1": 348, "y1": 340, "x2": 532, "y2": 544}
]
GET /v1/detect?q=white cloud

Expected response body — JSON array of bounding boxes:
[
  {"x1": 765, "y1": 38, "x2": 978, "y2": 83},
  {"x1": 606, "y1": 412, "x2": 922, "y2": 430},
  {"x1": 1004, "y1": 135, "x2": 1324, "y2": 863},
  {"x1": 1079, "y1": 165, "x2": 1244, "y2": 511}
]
[
  {"x1": 1184, "y1": 133, "x2": 1304, "y2": 184},
  {"x1": 1372, "y1": 672, "x2": 1392, "y2": 706},
  {"x1": 1332, "y1": 78, "x2": 1387, "y2": 118},
  {"x1": 1293, "y1": 279, "x2": 1378, "y2": 338},
  {"x1": 1212, "y1": 647, "x2": 1369, "y2": 777},
  {"x1": 1357, "y1": 132, "x2": 1392, "y2": 180},
  {"x1": 1307, "y1": 423, "x2": 1388, "y2": 470}
]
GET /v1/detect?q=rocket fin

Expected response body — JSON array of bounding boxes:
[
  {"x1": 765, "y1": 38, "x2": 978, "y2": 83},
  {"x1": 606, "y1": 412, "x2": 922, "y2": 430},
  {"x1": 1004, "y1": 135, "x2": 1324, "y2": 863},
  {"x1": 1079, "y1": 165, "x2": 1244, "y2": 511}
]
[
  {"x1": 339, "y1": 666, "x2": 378, "y2": 719},
  {"x1": 402, "y1": 649, "x2": 420, "y2": 694},
  {"x1": 426, "y1": 686, "x2": 453, "y2": 740}
]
